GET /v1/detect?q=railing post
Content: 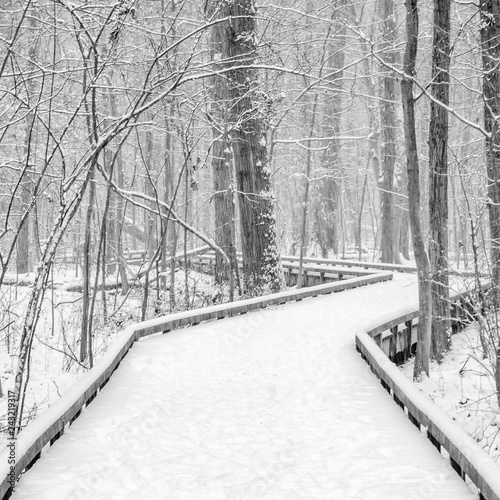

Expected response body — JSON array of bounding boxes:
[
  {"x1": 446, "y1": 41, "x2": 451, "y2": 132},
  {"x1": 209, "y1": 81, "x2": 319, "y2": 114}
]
[
  {"x1": 408, "y1": 412, "x2": 420, "y2": 429},
  {"x1": 404, "y1": 320, "x2": 412, "y2": 361},
  {"x1": 427, "y1": 430, "x2": 441, "y2": 452},
  {"x1": 393, "y1": 393, "x2": 404, "y2": 409},
  {"x1": 389, "y1": 325, "x2": 398, "y2": 361},
  {"x1": 449, "y1": 456, "x2": 465, "y2": 480}
]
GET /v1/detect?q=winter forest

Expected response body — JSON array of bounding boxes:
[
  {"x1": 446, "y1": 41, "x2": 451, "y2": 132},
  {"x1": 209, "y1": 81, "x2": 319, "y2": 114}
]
[{"x1": 2, "y1": 0, "x2": 500, "y2": 462}]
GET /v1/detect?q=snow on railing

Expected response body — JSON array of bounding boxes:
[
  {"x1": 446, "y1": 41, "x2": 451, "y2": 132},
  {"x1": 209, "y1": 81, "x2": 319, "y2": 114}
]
[
  {"x1": 280, "y1": 254, "x2": 477, "y2": 277},
  {"x1": 194, "y1": 250, "x2": 476, "y2": 277},
  {"x1": 184, "y1": 253, "x2": 384, "y2": 287},
  {"x1": 0, "y1": 267, "x2": 392, "y2": 499},
  {"x1": 55, "y1": 244, "x2": 211, "y2": 267},
  {"x1": 355, "y1": 291, "x2": 500, "y2": 500},
  {"x1": 281, "y1": 254, "x2": 419, "y2": 273},
  {"x1": 182, "y1": 249, "x2": 419, "y2": 272}
]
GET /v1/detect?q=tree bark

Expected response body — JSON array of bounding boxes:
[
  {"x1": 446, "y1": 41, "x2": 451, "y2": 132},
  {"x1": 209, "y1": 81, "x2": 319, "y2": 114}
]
[
  {"x1": 401, "y1": 0, "x2": 431, "y2": 379},
  {"x1": 144, "y1": 128, "x2": 157, "y2": 261},
  {"x1": 16, "y1": 3, "x2": 38, "y2": 274},
  {"x1": 79, "y1": 162, "x2": 96, "y2": 363},
  {"x1": 398, "y1": 164, "x2": 411, "y2": 261},
  {"x1": 480, "y1": 0, "x2": 500, "y2": 408},
  {"x1": 206, "y1": 0, "x2": 238, "y2": 285},
  {"x1": 314, "y1": 15, "x2": 346, "y2": 258},
  {"x1": 103, "y1": 72, "x2": 127, "y2": 289},
  {"x1": 428, "y1": 0, "x2": 451, "y2": 361},
  {"x1": 218, "y1": 0, "x2": 282, "y2": 293},
  {"x1": 298, "y1": 91, "x2": 320, "y2": 287},
  {"x1": 379, "y1": 0, "x2": 399, "y2": 263},
  {"x1": 163, "y1": 109, "x2": 177, "y2": 308},
  {"x1": 480, "y1": 0, "x2": 500, "y2": 306}
]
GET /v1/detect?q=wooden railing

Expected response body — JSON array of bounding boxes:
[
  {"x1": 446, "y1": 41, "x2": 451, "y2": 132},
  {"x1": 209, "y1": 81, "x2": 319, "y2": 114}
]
[
  {"x1": 280, "y1": 254, "x2": 476, "y2": 277},
  {"x1": 183, "y1": 253, "x2": 390, "y2": 287},
  {"x1": 56, "y1": 249, "x2": 147, "y2": 266},
  {"x1": 56, "y1": 245, "x2": 212, "y2": 267},
  {"x1": 280, "y1": 254, "x2": 418, "y2": 273},
  {"x1": 0, "y1": 268, "x2": 392, "y2": 499},
  {"x1": 355, "y1": 290, "x2": 500, "y2": 500}
]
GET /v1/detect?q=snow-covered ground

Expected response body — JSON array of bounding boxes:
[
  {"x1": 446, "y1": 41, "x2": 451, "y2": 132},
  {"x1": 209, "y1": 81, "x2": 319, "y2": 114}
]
[
  {"x1": 0, "y1": 281, "x2": 85, "y2": 439},
  {"x1": 11, "y1": 274, "x2": 476, "y2": 499},
  {"x1": 401, "y1": 324, "x2": 500, "y2": 462},
  {"x1": 0, "y1": 267, "x2": 223, "y2": 443}
]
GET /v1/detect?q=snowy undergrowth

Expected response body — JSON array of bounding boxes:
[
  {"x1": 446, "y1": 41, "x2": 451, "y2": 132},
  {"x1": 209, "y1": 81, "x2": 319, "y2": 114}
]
[
  {"x1": 0, "y1": 267, "x2": 227, "y2": 448},
  {"x1": 401, "y1": 326, "x2": 500, "y2": 461}
]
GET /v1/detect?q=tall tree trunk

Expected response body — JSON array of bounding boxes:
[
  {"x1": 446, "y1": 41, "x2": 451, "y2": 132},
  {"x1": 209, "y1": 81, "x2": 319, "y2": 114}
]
[
  {"x1": 221, "y1": 0, "x2": 282, "y2": 293},
  {"x1": 480, "y1": 0, "x2": 500, "y2": 306},
  {"x1": 158, "y1": 0, "x2": 178, "y2": 299},
  {"x1": 212, "y1": 129, "x2": 237, "y2": 285},
  {"x1": 314, "y1": 14, "x2": 346, "y2": 258},
  {"x1": 115, "y1": 143, "x2": 129, "y2": 294},
  {"x1": 16, "y1": 3, "x2": 39, "y2": 274},
  {"x1": 144, "y1": 128, "x2": 157, "y2": 260},
  {"x1": 401, "y1": 0, "x2": 431, "y2": 379},
  {"x1": 297, "y1": 91, "x2": 320, "y2": 288},
  {"x1": 398, "y1": 161, "x2": 411, "y2": 261},
  {"x1": 80, "y1": 163, "x2": 96, "y2": 363},
  {"x1": 428, "y1": 0, "x2": 451, "y2": 361},
  {"x1": 163, "y1": 110, "x2": 177, "y2": 308},
  {"x1": 141, "y1": 127, "x2": 158, "y2": 319},
  {"x1": 79, "y1": 40, "x2": 99, "y2": 364},
  {"x1": 103, "y1": 149, "x2": 117, "y2": 274},
  {"x1": 17, "y1": 169, "x2": 33, "y2": 274},
  {"x1": 206, "y1": 0, "x2": 237, "y2": 284},
  {"x1": 350, "y1": 3, "x2": 381, "y2": 250},
  {"x1": 379, "y1": 0, "x2": 399, "y2": 263},
  {"x1": 297, "y1": 18, "x2": 334, "y2": 287},
  {"x1": 103, "y1": 71, "x2": 127, "y2": 288}
]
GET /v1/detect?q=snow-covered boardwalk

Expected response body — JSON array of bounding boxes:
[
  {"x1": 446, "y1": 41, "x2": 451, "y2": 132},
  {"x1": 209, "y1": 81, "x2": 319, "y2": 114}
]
[{"x1": 12, "y1": 274, "x2": 475, "y2": 499}]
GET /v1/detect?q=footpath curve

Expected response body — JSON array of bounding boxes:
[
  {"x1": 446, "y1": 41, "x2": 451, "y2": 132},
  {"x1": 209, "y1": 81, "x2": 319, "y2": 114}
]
[
  {"x1": 2, "y1": 268, "x2": 391, "y2": 499},
  {"x1": 7, "y1": 274, "x2": 491, "y2": 499}
]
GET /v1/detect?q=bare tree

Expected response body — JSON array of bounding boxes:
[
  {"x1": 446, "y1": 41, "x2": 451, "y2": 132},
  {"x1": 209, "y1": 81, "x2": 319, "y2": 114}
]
[
  {"x1": 401, "y1": 0, "x2": 431, "y2": 379},
  {"x1": 205, "y1": 0, "x2": 238, "y2": 287},
  {"x1": 223, "y1": 0, "x2": 282, "y2": 293},
  {"x1": 314, "y1": 4, "x2": 347, "y2": 258},
  {"x1": 480, "y1": 0, "x2": 500, "y2": 306},
  {"x1": 378, "y1": 0, "x2": 399, "y2": 263},
  {"x1": 428, "y1": 0, "x2": 451, "y2": 361},
  {"x1": 15, "y1": 2, "x2": 39, "y2": 274}
]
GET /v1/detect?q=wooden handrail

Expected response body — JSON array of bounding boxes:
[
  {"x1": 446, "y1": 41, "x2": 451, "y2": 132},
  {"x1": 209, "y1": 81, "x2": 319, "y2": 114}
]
[
  {"x1": 189, "y1": 255, "x2": 378, "y2": 277},
  {"x1": 281, "y1": 254, "x2": 419, "y2": 273},
  {"x1": 185, "y1": 251, "x2": 410, "y2": 273},
  {"x1": 194, "y1": 251, "x2": 475, "y2": 277},
  {"x1": 355, "y1": 293, "x2": 500, "y2": 500},
  {"x1": 184, "y1": 254, "x2": 382, "y2": 289},
  {"x1": 0, "y1": 269, "x2": 392, "y2": 499}
]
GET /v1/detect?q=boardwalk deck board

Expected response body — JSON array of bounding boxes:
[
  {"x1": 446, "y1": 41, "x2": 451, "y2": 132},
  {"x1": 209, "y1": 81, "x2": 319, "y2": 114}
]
[{"x1": 10, "y1": 275, "x2": 480, "y2": 499}]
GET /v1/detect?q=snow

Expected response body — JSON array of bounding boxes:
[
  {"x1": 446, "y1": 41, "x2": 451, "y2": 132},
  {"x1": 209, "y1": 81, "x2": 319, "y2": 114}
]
[
  {"x1": 0, "y1": 284, "x2": 88, "y2": 444},
  {"x1": 10, "y1": 274, "x2": 477, "y2": 499},
  {"x1": 401, "y1": 325, "x2": 500, "y2": 462},
  {"x1": 357, "y1": 330, "x2": 500, "y2": 497},
  {"x1": 0, "y1": 264, "x2": 222, "y2": 443}
]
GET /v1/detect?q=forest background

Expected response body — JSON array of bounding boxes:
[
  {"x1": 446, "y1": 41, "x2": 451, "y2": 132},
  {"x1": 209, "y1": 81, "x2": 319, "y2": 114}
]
[{"x1": 1, "y1": 0, "x2": 500, "y2": 433}]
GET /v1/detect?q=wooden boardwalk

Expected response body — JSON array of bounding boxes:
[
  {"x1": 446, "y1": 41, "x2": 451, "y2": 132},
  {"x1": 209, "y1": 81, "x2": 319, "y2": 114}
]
[{"x1": 11, "y1": 274, "x2": 477, "y2": 499}]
